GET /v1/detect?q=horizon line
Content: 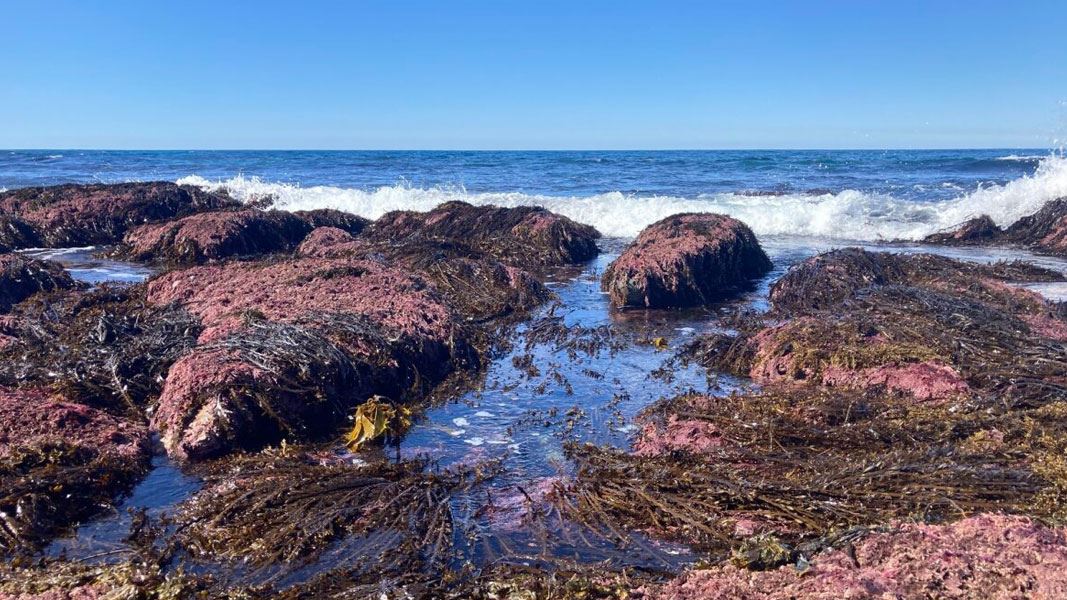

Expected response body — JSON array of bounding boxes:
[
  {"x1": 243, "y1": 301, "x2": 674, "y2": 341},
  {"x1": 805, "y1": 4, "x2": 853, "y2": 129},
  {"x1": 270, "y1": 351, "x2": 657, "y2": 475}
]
[{"x1": 0, "y1": 146, "x2": 1056, "y2": 153}]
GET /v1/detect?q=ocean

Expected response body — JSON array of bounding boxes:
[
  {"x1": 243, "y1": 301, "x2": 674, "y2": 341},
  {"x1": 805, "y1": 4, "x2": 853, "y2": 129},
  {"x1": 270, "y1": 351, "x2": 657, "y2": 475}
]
[{"x1": 2, "y1": 149, "x2": 1066, "y2": 241}]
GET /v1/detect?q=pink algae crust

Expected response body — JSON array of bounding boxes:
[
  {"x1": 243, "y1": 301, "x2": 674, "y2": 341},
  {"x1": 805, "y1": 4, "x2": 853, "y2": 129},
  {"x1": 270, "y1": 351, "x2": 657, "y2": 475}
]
[
  {"x1": 602, "y1": 213, "x2": 771, "y2": 308},
  {"x1": 649, "y1": 514, "x2": 1067, "y2": 600},
  {"x1": 145, "y1": 256, "x2": 459, "y2": 344},
  {"x1": 0, "y1": 387, "x2": 148, "y2": 463}
]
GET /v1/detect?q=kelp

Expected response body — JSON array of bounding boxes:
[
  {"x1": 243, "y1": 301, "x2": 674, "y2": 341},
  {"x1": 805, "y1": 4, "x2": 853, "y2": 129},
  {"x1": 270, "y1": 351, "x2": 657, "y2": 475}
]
[
  {"x1": 0, "y1": 284, "x2": 201, "y2": 413},
  {"x1": 176, "y1": 451, "x2": 498, "y2": 587}
]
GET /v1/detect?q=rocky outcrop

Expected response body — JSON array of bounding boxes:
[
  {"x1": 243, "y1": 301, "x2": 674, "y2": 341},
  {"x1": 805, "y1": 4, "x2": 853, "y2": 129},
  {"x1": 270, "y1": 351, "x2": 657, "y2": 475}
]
[
  {"x1": 601, "y1": 213, "x2": 772, "y2": 309},
  {"x1": 120, "y1": 209, "x2": 314, "y2": 265},
  {"x1": 0, "y1": 387, "x2": 149, "y2": 555},
  {"x1": 650, "y1": 515, "x2": 1067, "y2": 600},
  {"x1": 0, "y1": 217, "x2": 42, "y2": 253},
  {"x1": 0, "y1": 182, "x2": 238, "y2": 247},
  {"x1": 365, "y1": 201, "x2": 600, "y2": 269},
  {"x1": 0, "y1": 254, "x2": 77, "y2": 313},
  {"x1": 146, "y1": 257, "x2": 475, "y2": 460},
  {"x1": 923, "y1": 198, "x2": 1067, "y2": 256}
]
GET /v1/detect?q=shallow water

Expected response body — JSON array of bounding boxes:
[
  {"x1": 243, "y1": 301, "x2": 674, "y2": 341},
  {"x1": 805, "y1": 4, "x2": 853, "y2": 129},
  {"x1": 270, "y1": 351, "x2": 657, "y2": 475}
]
[{"x1": 39, "y1": 236, "x2": 1067, "y2": 574}]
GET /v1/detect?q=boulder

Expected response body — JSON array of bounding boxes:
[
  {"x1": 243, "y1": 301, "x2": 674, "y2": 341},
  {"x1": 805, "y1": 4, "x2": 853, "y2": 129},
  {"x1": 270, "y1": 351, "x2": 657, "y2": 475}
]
[
  {"x1": 146, "y1": 257, "x2": 476, "y2": 460},
  {"x1": 601, "y1": 213, "x2": 772, "y2": 309},
  {"x1": 923, "y1": 214, "x2": 1001, "y2": 245},
  {"x1": 0, "y1": 254, "x2": 77, "y2": 313},
  {"x1": 1003, "y1": 197, "x2": 1067, "y2": 255},
  {"x1": 0, "y1": 182, "x2": 238, "y2": 247},
  {"x1": 120, "y1": 209, "x2": 313, "y2": 264},
  {"x1": 365, "y1": 201, "x2": 600, "y2": 269}
]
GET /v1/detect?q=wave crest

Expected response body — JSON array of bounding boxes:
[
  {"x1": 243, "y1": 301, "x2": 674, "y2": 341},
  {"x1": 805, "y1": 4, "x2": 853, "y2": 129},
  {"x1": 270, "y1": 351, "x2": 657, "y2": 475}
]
[{"x1": 177, "y1": 155, "x2": 1067, "y2": 241}]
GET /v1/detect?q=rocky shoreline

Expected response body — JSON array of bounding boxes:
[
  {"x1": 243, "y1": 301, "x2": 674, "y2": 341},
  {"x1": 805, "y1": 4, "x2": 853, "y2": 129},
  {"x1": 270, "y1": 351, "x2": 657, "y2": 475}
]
[{"x1": 0, "y1": 182, "x2": 1066, "y2": 598}]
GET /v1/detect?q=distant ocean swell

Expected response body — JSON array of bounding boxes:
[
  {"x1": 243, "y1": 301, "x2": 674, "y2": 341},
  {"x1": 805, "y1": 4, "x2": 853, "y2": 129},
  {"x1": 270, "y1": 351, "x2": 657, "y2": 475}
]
[{"x1": 179, "y1": 155, "x2": 1067, "y2": 241}]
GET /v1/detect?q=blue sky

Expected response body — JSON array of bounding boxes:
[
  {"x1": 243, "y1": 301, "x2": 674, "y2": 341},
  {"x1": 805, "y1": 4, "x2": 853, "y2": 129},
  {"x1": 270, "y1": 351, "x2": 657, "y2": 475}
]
[{"x1": 2, "y1": 0, "x2": 1065, "y2": 149}]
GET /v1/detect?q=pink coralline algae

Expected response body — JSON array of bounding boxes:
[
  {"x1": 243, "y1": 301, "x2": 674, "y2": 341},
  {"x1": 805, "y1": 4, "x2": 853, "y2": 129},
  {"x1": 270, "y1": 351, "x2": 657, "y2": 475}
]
[
  {"x1": 0, "y1": 254, "x2": 77, "y2": 313},
  {"x1": 649, "y1": 514, "x2": 1067, "y2": 600},
  {"x1": 0, "y1": 387, "x2": 148, "y2": 462},
  {"x1": 121, "y1": 209, "x2": 314, "y2": 264},
  {"x1": 0, "y1": 182, "x2": 237, "y2": 247},
  {"x1": 146, "y1": 256, "x2": 460, "y2": 344},
  {"x1": 601, "y1": 213, "x2": 772, "y2": 309},
  {"x1": 633, "y1": 415, "x2": 724, "y2": 456}
]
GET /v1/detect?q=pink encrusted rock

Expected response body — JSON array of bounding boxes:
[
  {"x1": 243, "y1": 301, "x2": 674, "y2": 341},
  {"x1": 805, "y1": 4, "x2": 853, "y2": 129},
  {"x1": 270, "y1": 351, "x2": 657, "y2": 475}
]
[
  {"x1": 296, "y1": 226, "x2": 365, "y2": 258},
  {"x1": 0, "y1": 387, "x2": 148, "y2": 463},
  {"x1": 366, "y1": 201, "x2": 600, "y2": 268},
  {"x1": 648, "y1": 514, "x2": 1067, "y2": 600},
  {"x1": 121, "y1": 209, "x2": 313, "y2": 264},
  {"x1": 821, "y1": 361, "x2": 970, "y2": 402},
  {"x1": 1004, "y1": 197, "x2": 1067, "y2": 256},
  {"x1": 0, "y1": 253, "x2": 77, "y2": 313},
  {"x1": 0, "y1": 182, "x2": 237, "y2": 247},
  {"x1": 633, "y1": 415, "x2": 724, "y2": 456},
  {"x1": 146, "y1": 256, "x2": 460, "y2": 344},
  {"x1": 602, "y1": 213, "x2": 772, "y2": 309},
  {"x1": 292, "y1": 208, "x2": 370, "y2": 235},
  {"x1": 146, "y1": 257, "x2": 474, "y2": 460}
]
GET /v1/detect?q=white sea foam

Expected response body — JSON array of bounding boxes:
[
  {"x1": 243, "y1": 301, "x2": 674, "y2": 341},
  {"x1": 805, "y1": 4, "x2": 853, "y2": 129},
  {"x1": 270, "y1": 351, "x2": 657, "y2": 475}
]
[{"x1": 177, "y1": 155, "x2": 1067, "y2": 241}]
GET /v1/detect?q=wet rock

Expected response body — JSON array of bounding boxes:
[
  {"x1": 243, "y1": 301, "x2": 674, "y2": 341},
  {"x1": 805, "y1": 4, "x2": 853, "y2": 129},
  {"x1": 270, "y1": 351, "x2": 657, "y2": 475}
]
[
  {"x1": 293, "y1": 208, "x2": 371, "y2": 235},
  {"x1": 649, "y1": 515, "x2": 1067, "y2": 600},
  {"x1": 601, "y1": 213, "x2": 772, "y2": 308},
  {"x1": 0, "y1": 217, "x2": 42, "y2": 253},
  {"x1": 120, "y1": 209, "x2": 313, "y2": 265},
  {"x1": 0, "y1": 254, "x2": 77, "y2": 313},
  {"x1": 923, "y1": 214, "x2": 1002, "y2": 246},
  {"x1": 146, "y1": 257, "x2": 475, "y2": 460},
  {"x1": 0, "y1": 182, "x2": 238, "y2": 247},
  {"x1": 366, "y1": 200, "x2": 600, "y2": 269},
  {"x1": 0, "y1": 387, "x2": 149, "y2": 555},
  {"x1": 1003, "y1": 197, "x2": 1067, "y2": 255}
]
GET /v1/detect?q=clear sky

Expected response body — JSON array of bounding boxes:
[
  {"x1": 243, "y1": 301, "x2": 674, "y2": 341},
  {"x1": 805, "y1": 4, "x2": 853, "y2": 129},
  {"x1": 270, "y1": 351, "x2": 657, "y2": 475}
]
[{"x1": 3, "y1": 0, "x2": 1065, "y2": 150}]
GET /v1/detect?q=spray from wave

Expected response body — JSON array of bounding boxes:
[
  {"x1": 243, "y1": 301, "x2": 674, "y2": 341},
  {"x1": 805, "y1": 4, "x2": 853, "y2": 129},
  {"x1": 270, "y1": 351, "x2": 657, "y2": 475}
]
[{"x1": 178, "y1": 155, "x2": 1067, "y2": 241}]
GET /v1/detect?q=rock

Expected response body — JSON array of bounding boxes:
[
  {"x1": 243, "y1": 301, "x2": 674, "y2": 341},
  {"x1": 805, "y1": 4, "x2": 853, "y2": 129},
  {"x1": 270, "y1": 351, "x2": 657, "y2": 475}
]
[
  {"x1": 649, "y1": 514, "x2": 1067, "y2": 600},
  {"x1": 0, "y1": 254, "x2": 77, "y2": 313},
  {"x1": 120, "y1": 209, "x2": 313, "y2": 264},
  {"x1": 366, "y1": 201, "x2": 600, "y2": 269},
  {"x1": 146, "y1": 257, "x2": 476, "y2": 460},
  {"x1": 0, "y1": 217, "x2": 42, "y2": 253},
  {"x1": 601, "y1": 213, "x2": 772, "y2": 308},
  {"x1": 768, "y1": 248, "x2": 1064, "y2": 314},
  {"x1": 299, "y1": 228, "x2": 551, "y2": 322},
  {"x1": 0, "y1": 387, "x2": 149, "y2": 555},
  {"x1": 0, "y1": 182, "x2": 238, "y2": 247},
  {"x1": 293, "y1": 208, "x2": 371, "y2": 235},
  {"x1": 1003, "y1": 197, "x2": 1067, "y2": 255},
  {"x1": 923, "y1": 214, "x2": 1002, "y2": 245}
]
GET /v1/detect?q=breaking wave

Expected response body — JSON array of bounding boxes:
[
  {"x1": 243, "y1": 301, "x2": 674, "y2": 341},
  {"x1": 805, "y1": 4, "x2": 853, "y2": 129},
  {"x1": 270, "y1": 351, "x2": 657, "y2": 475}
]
[{"x1": 177, "y1": 155, "x2": 1067, "y2": 241}]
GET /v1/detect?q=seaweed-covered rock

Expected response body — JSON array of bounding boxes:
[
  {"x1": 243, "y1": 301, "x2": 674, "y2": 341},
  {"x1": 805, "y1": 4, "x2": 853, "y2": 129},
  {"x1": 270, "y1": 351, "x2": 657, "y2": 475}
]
[
  {"x1": 0, "y1": 253, "x2": 77, "y2": 313},
  {"x1": 768, "y1": 248, "x2": 1064, "y2": 314},
  {"x1": 923, "y1": 214, "x2": 1002, "y2": 246},
  {"x1": 299, "y1": 228, "x2": 551, "y2": 322},
  {"x1": 147, "y1": 257, "x2": 475, "y2": 460},
  {"x1": 601, "y1": 213, "x2": 772, "y2": 308},
  {"x1": 293, "y1": 208, "x2": 371, "y2": 235},
  {"x1": 0, "y1": 216, "x2": 42, "y2": 253},
  {"x1": 120, "y1": 209, "x2": 313, "y2": 265},
  {"x1": 1003, "y1": 197, "x2": 1067, "y2": 255},
  {"x1": 0, "y1": 182, "x2": 238, "y2": 247},
  {"x1": 0, "y1": 284, "x2": 201, "y2": 411},
  {"x1": 366, "y1": 201, "x2": 600, "y2": 269},
  {"x1": 0, "y1": 387, "x2": 149, "y2": 555},
  {"x1": 650, "y1": 515, "x2": 1067, "y2": 600}
]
